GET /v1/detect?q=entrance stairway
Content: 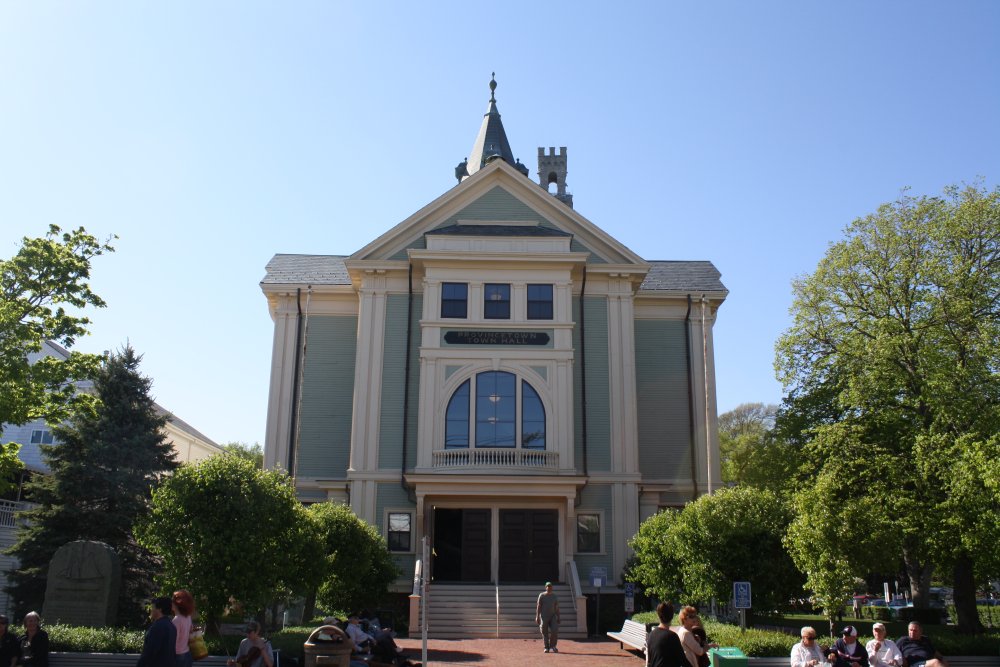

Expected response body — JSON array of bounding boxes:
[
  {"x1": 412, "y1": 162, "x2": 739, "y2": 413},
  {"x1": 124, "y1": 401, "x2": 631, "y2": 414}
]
[{"x1": 418, "y1": 583, "x2": 586, "y2": 639}]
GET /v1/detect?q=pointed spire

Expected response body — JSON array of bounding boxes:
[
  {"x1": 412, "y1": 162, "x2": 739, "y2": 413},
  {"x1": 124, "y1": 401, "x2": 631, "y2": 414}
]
[{"x1": 465, "y1": 73, "x2": 516, "y2": 177}]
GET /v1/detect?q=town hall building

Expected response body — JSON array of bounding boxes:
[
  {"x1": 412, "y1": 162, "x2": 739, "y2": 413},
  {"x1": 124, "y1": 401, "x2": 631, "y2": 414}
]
[{"x1": 260, "y1": 77, "x2": 727, "y2": 636}]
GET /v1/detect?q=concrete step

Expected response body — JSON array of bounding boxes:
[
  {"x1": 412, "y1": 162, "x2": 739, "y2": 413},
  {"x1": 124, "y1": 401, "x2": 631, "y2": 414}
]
[{"x1": 418, "y1": 584, "x2": 584, "y2": 639}]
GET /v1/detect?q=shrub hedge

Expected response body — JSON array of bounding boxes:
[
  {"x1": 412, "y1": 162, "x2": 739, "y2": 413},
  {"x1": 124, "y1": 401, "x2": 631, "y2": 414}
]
[
  {"x1": 46, "y1": 623, "x2": 315, "y2": 659},
  {"x1": 627, "y1": 613, "x2": 1000, "y2": 657}
]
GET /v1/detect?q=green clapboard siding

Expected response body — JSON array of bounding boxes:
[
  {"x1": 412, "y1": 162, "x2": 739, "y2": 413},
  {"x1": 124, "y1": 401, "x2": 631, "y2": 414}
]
[
  {"x1": 376, "y1": 483, "x2": 417, "y2": 582},
  {"x1": 297, "y1": 316, "x2": 358, "y2": 478},
  {"x1": 379, "y1": 294, "x2": 422, "y2": 470},
  {"x1": 634, "y1": 320, "x2": 692, "y2": 480},
  {"x1": 573, "y1": 297, "x2": 611, "y2": 473},
  {"x1": 574, "y1": 483, "x2": 614, "y2": 579}
]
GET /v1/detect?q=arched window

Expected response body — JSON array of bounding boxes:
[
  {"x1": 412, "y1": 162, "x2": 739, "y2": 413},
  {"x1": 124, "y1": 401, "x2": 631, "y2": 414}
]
[{"x1": 444, "y1": 371, "x2": 546, "y2": 450}]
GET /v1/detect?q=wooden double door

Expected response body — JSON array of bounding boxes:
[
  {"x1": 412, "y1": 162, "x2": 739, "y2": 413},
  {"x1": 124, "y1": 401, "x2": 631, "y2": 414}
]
[{"x1": 432, "y1": 508, "x2": 559, "y2": 584}]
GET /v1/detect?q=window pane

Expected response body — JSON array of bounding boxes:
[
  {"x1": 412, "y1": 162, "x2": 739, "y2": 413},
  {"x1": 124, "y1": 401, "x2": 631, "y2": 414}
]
[
  {"x1": 476, "y1": 371, "x2": 515, "y2": 447},
  {"x1": 445, "y1": 381, "x2": 470, "y2": 448},
  {"x1": 42, "y1": 431, "x2": 54, "y2": 444},
  {"x1": 527, "y1": 284, "x2": 554, "y2": 320},
  {"x1": 521, "y1": 382, "x2": 546, "y2": 449},
  {"x1": 577, "y1": 514, "x2": 600, "y2": 553},
  {"x1": 30, "y1": 430, "x2": 42, "y2": 444},
  {"x1": 484, "y1": 284, "x2": 511, "y2": 319},
  {"x1": 441, "y1": 283, "x2": 468, "y2": 318},
  {"x1": 388, "y1": 512, "x2": 411, "y2": 552}
]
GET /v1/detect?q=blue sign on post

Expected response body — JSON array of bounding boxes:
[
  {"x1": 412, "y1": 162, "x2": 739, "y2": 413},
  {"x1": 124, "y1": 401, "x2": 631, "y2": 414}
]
[
  {"x1": 624, "y1": 582, "x2": 635, "y2": 612},
  {"x1": 733, "y1": 581, "x2": 752, "y2": 609}
]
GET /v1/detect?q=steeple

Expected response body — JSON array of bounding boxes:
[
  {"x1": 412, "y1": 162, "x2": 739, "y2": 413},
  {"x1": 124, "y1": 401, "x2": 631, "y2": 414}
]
[{"x1": 462, "y1": 74, "x2": 525, "y2": 180}]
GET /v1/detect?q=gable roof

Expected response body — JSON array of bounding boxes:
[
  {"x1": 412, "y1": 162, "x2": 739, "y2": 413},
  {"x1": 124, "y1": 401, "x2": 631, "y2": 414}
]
[{"x1": 350, "y1": 158, "x2": 647, "y2": 266}]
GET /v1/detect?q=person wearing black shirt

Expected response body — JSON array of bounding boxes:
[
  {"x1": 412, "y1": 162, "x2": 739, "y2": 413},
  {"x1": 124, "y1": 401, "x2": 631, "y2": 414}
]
[
  {"x1": 0, "y1": 614, "x2": 19, "y2": 667},
  {"x1": 896, "y1": 622, "x2": 946, "y2": 667},
  {"x1": 646, "y1": 602, "x2": 692, "y2": 667}
]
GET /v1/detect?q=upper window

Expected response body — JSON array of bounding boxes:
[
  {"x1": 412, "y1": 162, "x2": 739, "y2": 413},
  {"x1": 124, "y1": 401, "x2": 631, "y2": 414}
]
[
  {"x1": 30, "y1": 429, "x2": 54, "y2": 445},
  {"x1": 441, "y1": 283, "x2": 468, "y2": 318},
  {"x1": 527, "y1": 284, "x2": 554, "y2": 320},
  {"x1": 577, "y1": 513, "x2": 601, "y2": 553},
  {"x1": 387, "y1": 512, "x2": 412, "y2": 552},
  {"x1": 483, "y1": 284, "x2": 511, "y2": 319},
  {"x1": 444, "y1": 371, "x2": 546, "y2": 450}
]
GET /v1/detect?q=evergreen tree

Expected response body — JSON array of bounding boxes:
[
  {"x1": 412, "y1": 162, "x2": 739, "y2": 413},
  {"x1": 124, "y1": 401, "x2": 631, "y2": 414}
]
[{"x1": 6, "y1": 346, "x2": 178, "y2": 626}]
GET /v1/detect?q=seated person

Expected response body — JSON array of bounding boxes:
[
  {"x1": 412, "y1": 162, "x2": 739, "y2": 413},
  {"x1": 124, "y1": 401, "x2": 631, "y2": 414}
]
[
  {"x1": 346, "y1": 615, "x2": 376, "y2": 652},
  {"x1": 791, "y1": 626, "x2": 828, "y2": 667},
  {"x1": 867, "y1": 622, "x2": 903, "y2": 667},
  {"x1": 829, "y1": 626, "x2": 867, "y2": 667},
  {"x1": 896, "y1": 622, "x2": 946, "y2": 667}
]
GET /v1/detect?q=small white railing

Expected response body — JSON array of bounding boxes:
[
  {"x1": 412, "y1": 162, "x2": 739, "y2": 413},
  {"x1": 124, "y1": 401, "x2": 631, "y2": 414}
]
[
  {"x1": 0, "y1": 500, "x2": 31, "y2": 528},
  {"x1": 432, "y1": 448, "x2": 558, "y2": 469}
]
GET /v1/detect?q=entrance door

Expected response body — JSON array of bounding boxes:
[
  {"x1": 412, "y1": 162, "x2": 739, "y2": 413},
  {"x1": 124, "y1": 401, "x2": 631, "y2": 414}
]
[
  {"x1": 498, "y1": 509, "x2": 559, "y2": 583},
  {"x1": 432, "y1": 508, "x2": 491, "y2": 582}
]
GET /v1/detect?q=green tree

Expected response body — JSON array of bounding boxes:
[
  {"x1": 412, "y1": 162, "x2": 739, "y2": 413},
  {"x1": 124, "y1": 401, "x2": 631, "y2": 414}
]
[
  {"x1": 305, "y1": 503, "x2": 399, "y2": 614},
  {"x1": 627, "y1": 508, "x2": 684, "y2": 601},
  {"x1": 718, "y1": 402, "x2": 796, "y2": 492},
  {"x1": 0, "y1": 225, "x2": 113, "y2": 493},
  {"x1": 6, "y1": 346, "x2": 177, "y2": 625},
  {"x1": 775, "y1": 183, "x2": 1000, "y2": 633},
  {"x1": 784, "y1": 423, "x2": 903, "y2": 634},
  {"x1": 221, "y1": 442, "x2": 264, "y2": 469},
  {"x1": 136, "y1": 455, "x2": 317, "y2": 626},
  {"x1": 629, "y1": 487, "x2": 803, "y2": 610}
]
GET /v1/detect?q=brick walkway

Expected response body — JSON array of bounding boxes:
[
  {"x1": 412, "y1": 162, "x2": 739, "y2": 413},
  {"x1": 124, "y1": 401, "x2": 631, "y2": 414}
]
[{"x1": 394, "y1": 637, "x2": 642, "y2": 666}]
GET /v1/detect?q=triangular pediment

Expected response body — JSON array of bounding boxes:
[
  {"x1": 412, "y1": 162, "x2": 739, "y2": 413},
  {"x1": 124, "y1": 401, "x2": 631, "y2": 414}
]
[{"x1": 350, "y1": 159, "x2": 646, "y2": 267}]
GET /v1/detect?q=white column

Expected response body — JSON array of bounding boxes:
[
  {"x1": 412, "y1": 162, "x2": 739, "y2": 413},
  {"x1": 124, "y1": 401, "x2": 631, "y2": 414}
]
[
  {"x1": 263, "y1": 293, "x2": 299, "y2": 471},
  {"x1": 349, "y1": 270, "x2": 389, "y2": 473}
]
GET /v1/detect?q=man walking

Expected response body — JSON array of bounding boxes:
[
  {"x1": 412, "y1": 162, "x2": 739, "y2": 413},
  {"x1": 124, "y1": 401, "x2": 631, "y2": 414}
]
[
  {"x1": 535, "y1": 581, "x2": 561, "y2": 653},
  {"x1": 137, "y1": 597, "x2": 177, "y2": 667}
]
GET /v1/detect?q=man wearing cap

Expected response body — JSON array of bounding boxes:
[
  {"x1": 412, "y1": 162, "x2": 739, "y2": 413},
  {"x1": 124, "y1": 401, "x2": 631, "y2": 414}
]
[
  {"x1": 896, "y1": 622, "x2": 946, "y2": 667},
  {"x1": 0, "y1": 614, "x2": 19, "y2": 667},
  {"x1": 535, "y1": 581, "x2": 561, "y2": 653},
  {"x1": 829, "y1": 626, "x2": 868, "y2": 667},
  {"x1": 345, "y1": 616, "x2": 375, "y2": 652},
  {"x1": 867, "y1": 623, "x2": 902, "y2": 667}
]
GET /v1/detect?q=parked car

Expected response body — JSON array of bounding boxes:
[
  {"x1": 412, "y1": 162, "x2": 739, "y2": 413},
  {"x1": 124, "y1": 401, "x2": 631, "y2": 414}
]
[{"x1": 868, "y1": 599, "x2": 888, "y2": 607}]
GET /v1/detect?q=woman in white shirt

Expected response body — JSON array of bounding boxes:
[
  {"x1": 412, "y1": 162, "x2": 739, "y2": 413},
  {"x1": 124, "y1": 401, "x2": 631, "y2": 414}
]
[
  {"x1": 791, "y1": 626, "x2": 828, "y2": 667},
  {"x1": 677, "y1": 607, "x2": 718, "y2": 667},
  {"x1": 866, "y1": 623, "x2": 903, "y2": 667}
]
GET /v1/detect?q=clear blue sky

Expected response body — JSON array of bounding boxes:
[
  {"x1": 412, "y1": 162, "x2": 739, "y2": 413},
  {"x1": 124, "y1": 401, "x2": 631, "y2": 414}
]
[{"x1": 2, "y1": 2, "x2": 998, "y2": 446}]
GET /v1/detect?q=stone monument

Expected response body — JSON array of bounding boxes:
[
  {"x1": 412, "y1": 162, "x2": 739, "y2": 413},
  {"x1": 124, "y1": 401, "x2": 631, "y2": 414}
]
[{"x1": 42, "y1": 540, "x2": 120, "y2": 626}]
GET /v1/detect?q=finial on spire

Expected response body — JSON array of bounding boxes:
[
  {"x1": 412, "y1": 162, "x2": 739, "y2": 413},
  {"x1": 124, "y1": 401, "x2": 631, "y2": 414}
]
[{"x1": 489, "y1": 72, "x2": 497, "y2": 102}]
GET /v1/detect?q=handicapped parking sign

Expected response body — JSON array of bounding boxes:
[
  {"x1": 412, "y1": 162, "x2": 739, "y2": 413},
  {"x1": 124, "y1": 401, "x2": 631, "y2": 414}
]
[{"x1": 733, "y1": 581, "x2": 752, "y2": 609}]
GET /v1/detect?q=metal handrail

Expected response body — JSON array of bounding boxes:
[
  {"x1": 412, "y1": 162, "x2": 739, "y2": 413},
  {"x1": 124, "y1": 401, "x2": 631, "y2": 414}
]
[{"x1": 495, "y1": 584, "x2": 500, "y2": 638}]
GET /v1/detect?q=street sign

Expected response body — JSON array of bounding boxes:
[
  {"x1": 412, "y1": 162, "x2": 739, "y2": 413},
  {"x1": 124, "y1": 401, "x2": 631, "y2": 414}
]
[
  {"x1": 624, "y1": 582, "x2": 635, "y2": 612},
  {"x1": 590, "y1": 566, "x2": 607, "y2": 588},
  {"x1": 733, "y1": 581, "x2": 752, "y2": 609}
]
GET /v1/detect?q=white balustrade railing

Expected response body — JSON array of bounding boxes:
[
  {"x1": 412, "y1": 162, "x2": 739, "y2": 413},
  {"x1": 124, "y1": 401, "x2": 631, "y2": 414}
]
[
  {"x1": 0, "y1": 499, "x2": 32, "y2": 528},
  {"x1": 432, "y1": 448, "x2": 558, "y2": 469}
]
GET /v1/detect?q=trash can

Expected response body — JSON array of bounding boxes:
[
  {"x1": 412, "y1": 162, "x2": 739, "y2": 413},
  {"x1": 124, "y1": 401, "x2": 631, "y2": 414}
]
[
  {"x1": 710, "y1": 647, "x2": 748, "y2": 667},
  {"x1": 303, "y1": 625, "x2": 354, "y2": 667}
]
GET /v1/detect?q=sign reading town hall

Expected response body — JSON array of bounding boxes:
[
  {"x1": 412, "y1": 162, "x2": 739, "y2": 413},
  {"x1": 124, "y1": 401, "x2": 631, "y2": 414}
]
[{"x1": 444, "y1": 330, "x2": 550, "y2": 346}]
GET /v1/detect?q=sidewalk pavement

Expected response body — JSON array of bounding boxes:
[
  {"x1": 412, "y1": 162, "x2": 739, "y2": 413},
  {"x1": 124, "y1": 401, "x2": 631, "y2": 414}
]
[{"x1": 394, "y1": 636, "x2": 641, "y2": 666}]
